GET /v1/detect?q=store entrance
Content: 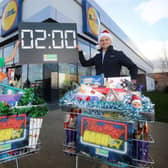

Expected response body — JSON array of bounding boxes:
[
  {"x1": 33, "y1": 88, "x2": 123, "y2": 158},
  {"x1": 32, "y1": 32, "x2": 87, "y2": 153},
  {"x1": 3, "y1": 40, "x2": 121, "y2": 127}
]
[{"x1": 43, "y1": 64, "x2": 59, "y2": 103}]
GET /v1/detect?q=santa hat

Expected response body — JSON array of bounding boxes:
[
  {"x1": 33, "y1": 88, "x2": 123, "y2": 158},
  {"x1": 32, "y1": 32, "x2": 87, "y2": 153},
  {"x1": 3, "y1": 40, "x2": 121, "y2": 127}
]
[
  {"x1": 131, "y1": 95, "x2": 141, "y2": 104},
  {"x1": 98, "y1": 30, "x2": 113, "y2": 42}
]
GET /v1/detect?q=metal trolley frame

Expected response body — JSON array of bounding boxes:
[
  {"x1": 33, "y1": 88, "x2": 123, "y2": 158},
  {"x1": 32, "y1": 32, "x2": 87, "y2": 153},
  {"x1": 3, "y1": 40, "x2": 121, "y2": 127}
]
[
  {"x1": 63, "y1": 106, "x2": 155, "y2": 168},
  {"x1": 0, "y1": 115, "x2": 43, "y2": 168},
  {"x1": 0, "y1": 144, "x2": 40, "y2": 168}
]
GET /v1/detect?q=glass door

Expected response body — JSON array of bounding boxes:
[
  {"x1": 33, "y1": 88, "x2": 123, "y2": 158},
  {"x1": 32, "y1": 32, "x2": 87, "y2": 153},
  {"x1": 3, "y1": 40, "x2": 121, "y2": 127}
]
[{"x1": 43, "y1": 64, "x2": 58, "y2": 103}]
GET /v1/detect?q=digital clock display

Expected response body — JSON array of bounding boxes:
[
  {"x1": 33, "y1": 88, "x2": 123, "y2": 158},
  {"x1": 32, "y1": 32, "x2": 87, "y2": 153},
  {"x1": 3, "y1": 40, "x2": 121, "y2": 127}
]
[{"x1": 19, "y1": 22, "x2": 78, "y2": 64}]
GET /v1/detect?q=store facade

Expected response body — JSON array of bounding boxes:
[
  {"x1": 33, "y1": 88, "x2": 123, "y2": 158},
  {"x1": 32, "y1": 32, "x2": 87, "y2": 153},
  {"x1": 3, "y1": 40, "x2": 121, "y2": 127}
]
[{"x1": 0, "y1": 0, "x2": 154, "y2": 102}]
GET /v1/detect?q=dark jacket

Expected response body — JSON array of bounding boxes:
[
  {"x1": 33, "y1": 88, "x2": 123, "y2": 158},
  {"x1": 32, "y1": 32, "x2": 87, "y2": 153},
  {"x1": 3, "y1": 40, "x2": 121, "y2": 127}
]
[{"x1": 79, "y1": 45, "x2": 138, "y2": 79}]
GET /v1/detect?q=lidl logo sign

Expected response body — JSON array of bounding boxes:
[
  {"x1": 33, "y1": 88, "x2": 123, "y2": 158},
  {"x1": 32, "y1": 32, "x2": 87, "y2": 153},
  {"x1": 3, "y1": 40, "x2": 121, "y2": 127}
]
[
  {"x1": 87, "y1": 7, "x2": 100, "y2": 36},
  {"x1": 82, "y1": 0, "x2": 101, "y2": 40},
  {"x1": 2, "y1": 0, "x2": 18, "y2": 31},
  {"x1": 1, "y1": 0, "x2": 22, "y2": 37}
]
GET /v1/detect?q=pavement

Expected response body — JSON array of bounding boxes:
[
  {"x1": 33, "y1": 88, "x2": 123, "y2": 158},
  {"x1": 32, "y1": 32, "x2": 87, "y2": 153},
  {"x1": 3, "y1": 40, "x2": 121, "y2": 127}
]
[{"x1": 0, "y1": 104, "x2": 168, "y2": 168}]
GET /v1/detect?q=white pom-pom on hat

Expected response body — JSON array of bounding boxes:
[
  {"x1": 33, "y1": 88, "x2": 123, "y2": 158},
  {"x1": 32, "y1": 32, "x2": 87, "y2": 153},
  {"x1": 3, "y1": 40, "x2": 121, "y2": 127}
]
[{"x1": 98, "y1": 30, "x2": 113, "y2": 42}]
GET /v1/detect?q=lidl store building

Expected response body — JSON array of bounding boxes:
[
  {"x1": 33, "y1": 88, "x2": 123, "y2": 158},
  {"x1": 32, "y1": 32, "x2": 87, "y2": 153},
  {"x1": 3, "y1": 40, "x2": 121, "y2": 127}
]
[{"x1": 0, "y1": 0, "x2": 154, "y2": 102}]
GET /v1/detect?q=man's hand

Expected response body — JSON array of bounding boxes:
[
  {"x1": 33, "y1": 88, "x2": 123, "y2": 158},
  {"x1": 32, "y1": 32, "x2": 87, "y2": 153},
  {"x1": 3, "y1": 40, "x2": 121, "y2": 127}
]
[
  {"x1": 15, "y1": 40, "x2": 20, "y2": 48},
  {"x1": 131, "y1": 79, "x2": 136, "y2": 85},
  {"x1": 5, "y1": 40, "x2": 20, "y2": 63},
  {"x1": 77, "y1": 45, "x2": 82, "y2": 52}
]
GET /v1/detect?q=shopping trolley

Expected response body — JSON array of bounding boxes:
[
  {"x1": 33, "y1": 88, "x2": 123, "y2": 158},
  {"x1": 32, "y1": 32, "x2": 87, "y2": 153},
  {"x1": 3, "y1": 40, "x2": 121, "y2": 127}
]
[
  {"x1": 60, "y1": 79, "x2": 155, "y2": 168},
  {"x1": 0, "y1": 113, "x2": 43, "y2": 168}
]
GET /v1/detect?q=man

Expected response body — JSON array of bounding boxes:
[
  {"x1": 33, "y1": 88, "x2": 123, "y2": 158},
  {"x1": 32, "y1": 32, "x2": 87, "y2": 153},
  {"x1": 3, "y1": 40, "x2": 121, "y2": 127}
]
[{"x1": 77, "y1": 30, "x2": 138, "y2": 84}]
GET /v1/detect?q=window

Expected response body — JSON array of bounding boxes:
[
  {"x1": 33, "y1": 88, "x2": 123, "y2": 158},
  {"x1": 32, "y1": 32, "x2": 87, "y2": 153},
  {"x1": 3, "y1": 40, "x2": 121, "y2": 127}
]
[
  {"x1": 78, "y1": 39, "x2": 90, "y2": 60},
  {"x1": 70, "y1": 64, "x2": 77, "y2": 74},
  {"x1": 90, "y1": 45, "x2": 97, "y2": 75},
  {"x1": 44, "y1": 63, "x2": 58, "y2": 79},
  {"x1": 14, "y1": 41, "x2": 19, "y2": 64},
  {"x1": 28, "y1": 64, "x2": 43, "y2": 83},
  {"x1": 59, "y1": 63, "x2": 77, "y2": 75},
  {"x1": 3, "y1": 42, "x2": 15, "y2": 65},
  {"x1": 78, "y1": 65, "x2": 91, "y2": 76},
  {"x1": 21, "y1": 64, "x2": 28, "y2": 83},
  {"x1": 91, "y1": 45, "x2": 97, "y2": 58},
  {"x1": 59, "y1": 63, "x2": 77, "y2": 88},
  {"x1": 59, "y1": 63, "x2": 70, "y2": 74},
  {"x1": 77, "y1": 38, "x2": 96, "y2": 78},
  {"x1": 0, "y1": 47, "x2": 2, "y2": 58}
]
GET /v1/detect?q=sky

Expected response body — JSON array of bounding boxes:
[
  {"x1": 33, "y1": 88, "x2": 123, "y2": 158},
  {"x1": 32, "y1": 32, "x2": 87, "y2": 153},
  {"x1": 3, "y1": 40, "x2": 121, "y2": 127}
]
[{"x1": 94, "y1": 0, "x2": 168, "y2": 72}]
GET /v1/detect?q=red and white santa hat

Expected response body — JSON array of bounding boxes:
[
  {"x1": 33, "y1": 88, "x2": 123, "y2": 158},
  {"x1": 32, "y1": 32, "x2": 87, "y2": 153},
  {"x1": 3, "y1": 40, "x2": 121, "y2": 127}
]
[
  {"x1": 98, "y1": 30, "x2": 113, "y2": 42},
  {"x1": 131, "y1": 94, "x2": 141, "y2": 104}
]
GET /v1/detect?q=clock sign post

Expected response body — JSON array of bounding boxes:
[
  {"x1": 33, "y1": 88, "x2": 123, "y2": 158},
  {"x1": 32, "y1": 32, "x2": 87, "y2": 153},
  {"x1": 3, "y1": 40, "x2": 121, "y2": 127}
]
[{"x1": 19, "y1": 22, "x2": 78, "y2": 64}]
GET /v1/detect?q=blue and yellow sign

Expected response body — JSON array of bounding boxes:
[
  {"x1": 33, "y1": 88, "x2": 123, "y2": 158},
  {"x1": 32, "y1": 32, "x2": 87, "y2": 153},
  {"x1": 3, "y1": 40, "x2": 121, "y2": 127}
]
[
  {"x1": 82, "y1": 0, "x2": 101, "y2": 40},
  {"x1": 1, "y1": 0, "x2": 22, "y2": 37}
]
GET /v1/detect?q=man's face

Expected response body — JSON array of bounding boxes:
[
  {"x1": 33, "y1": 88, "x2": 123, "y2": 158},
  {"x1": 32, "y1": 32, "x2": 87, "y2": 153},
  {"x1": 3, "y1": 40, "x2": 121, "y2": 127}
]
[{"x1": 99, "y1": 36, "x2": 112, "y2": 50}]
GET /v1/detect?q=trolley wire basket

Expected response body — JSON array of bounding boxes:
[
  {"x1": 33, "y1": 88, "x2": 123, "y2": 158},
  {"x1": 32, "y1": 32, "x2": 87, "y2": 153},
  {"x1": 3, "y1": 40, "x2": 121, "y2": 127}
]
[
  {"x1": 62, "y1": 106, "x2": 155, "y2": 168},
  {"x1": 0, "y1": 114, "x2": 43, "y2": 167}
]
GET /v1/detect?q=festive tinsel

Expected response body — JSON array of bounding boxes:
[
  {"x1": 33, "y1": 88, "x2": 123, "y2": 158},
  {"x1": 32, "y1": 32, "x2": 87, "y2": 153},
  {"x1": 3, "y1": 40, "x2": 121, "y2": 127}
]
[
  {"x1": 59, "y1": 89, "x2": 154, "y2": 120},
  {"x1": 0, "y1": 88, "x2": 48, "y2": 118}
]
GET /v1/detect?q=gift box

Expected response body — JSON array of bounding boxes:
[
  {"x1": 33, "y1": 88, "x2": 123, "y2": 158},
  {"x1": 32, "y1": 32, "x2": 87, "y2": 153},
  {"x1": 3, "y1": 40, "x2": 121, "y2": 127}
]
[{"x1": 80, "y1": 75, "x2": 104, "y2": 87}]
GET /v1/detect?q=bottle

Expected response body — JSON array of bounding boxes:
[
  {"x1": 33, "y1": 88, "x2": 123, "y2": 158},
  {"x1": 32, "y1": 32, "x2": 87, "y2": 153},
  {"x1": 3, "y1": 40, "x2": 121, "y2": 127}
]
[
  {"x1": 135, "y1": 122, "x2": 143, "y2": 140},
  {"x1": 144, "y1": 121, "x2": 149, "y2": 141}
]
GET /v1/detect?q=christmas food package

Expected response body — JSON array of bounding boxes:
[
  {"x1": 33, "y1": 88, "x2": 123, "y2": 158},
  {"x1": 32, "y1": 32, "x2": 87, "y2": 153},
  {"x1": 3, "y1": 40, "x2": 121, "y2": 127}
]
[
  {"x1": 76, "y1": 115, "x2": 134, "y2": 164},
  {"x1": 60, "y1": 75, "x2": 154, "y2": 121},
  {"x1": 74, "y1": 85, "x2": 105, "y2": 101},
  {"x1": 104, "y1": 77, "x2": 137, "y2": 91},
  {"x1": 80, "y1": 75, "x2": 104, "y2": 87}
]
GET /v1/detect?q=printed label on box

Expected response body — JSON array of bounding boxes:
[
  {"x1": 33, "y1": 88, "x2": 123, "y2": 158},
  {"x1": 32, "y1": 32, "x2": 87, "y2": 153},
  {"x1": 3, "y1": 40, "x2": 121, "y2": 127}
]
[
  {"x1": 0, "y1": 143, "x2": 11, "y2": 151},
  {"x1": 95, "y1": 148, "x2": 109, "y2": 157}
]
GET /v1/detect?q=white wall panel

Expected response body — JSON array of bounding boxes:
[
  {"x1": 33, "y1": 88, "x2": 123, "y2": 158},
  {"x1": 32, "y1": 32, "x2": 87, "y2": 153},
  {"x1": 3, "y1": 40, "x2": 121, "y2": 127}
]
[{"x1": 22, "y1": 0, "x2": 51, "y2": 21}]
